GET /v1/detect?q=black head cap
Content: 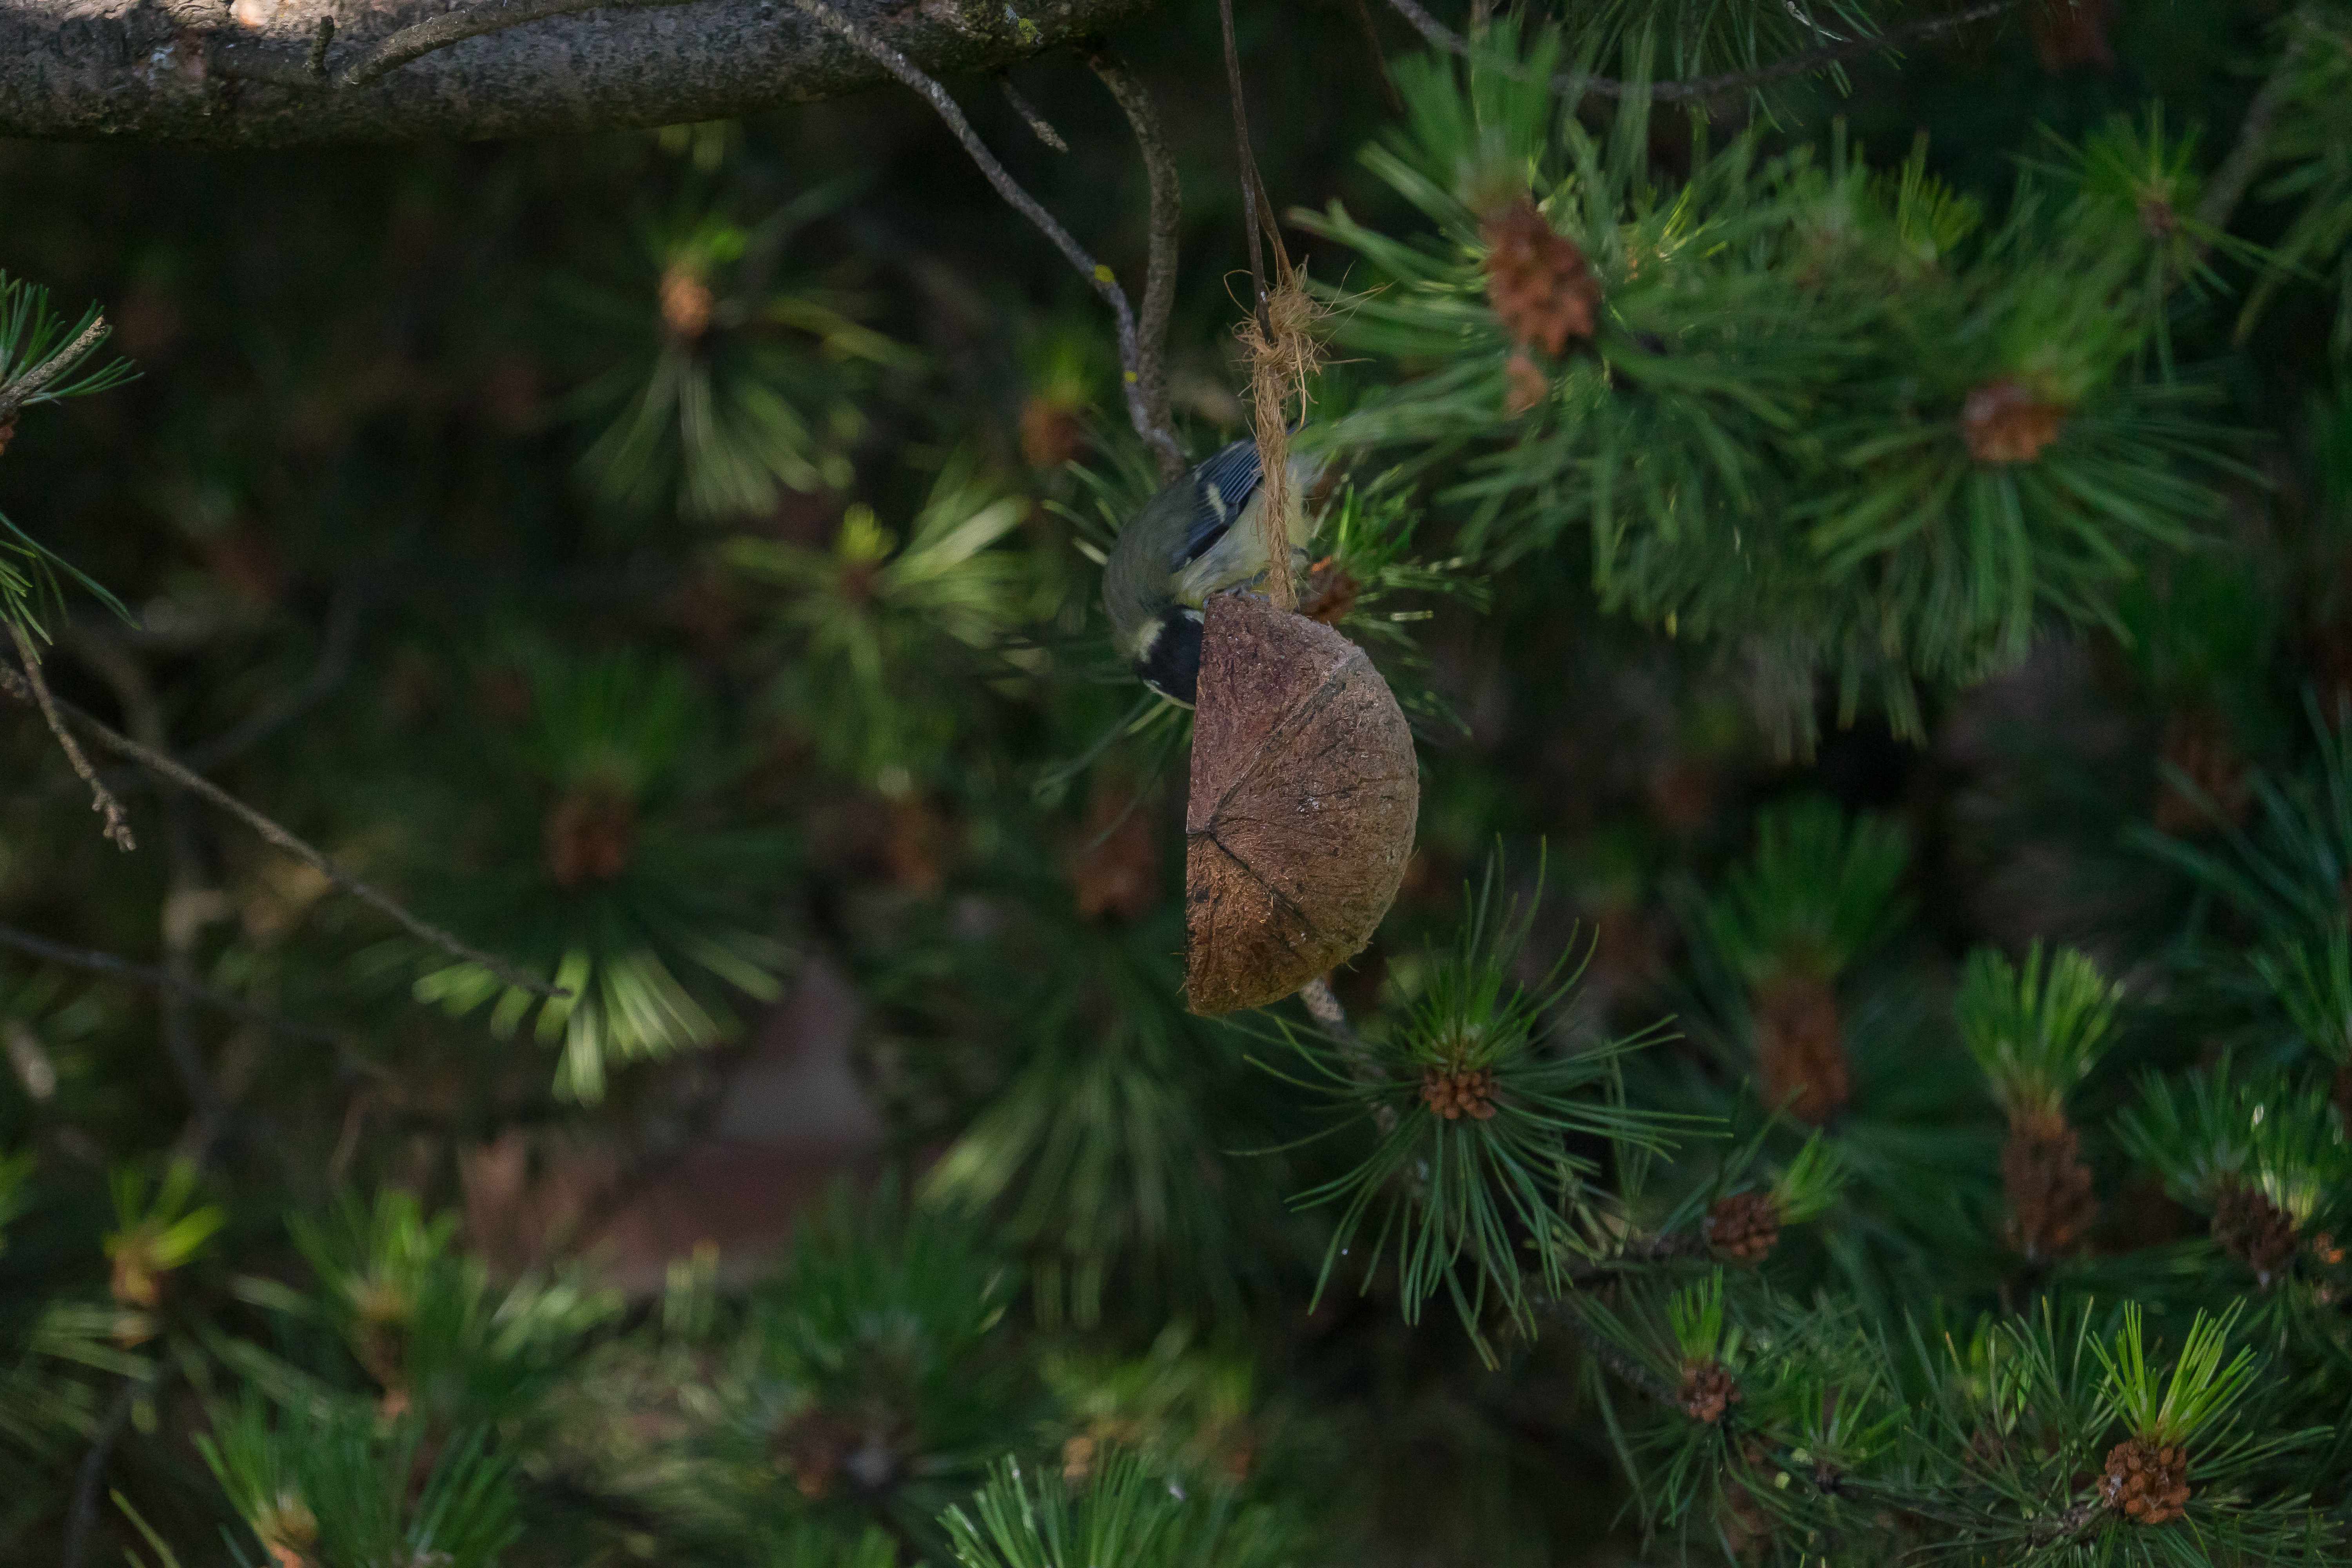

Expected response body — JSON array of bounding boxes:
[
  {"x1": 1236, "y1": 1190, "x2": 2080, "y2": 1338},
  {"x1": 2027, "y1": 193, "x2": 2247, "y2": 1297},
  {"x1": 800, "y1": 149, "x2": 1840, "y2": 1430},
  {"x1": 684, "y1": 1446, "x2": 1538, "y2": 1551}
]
[{"x1": 1134, "y1": 606, "x2": 1203, "y2": 707}]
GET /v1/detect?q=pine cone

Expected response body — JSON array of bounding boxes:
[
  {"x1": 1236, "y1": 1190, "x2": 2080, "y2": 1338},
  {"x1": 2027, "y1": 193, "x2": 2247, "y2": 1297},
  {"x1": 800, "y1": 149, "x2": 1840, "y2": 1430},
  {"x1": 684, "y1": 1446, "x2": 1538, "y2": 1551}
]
[
  {"x1": 1481, "y1": 198, "x2": 1601, "y2": 358},
  {"x1": 1020, "y1": 394, "x2": 1087, "y2": 470},
  {"x1": 775, "y1": 1410, "x2": 858, "y2": 1500},
  {"x1": 2151, "y1": 708, "x2": 2250, "y2": 835},
  {"x1": 1068, "y1": 777, "x2": 1161, "y2": 923},
  {"x1": 1678, "y1": 1359, "x2": 1742, "y2": 1424},
  {"x1": 659, "y1": 263, "x2": 715, "y2": 342},
  {"x1": 2211, "y1": 1177, "x2": 2298, "y2": 1286},
  {"x1": 1420, "y1": 1064, "x2": 1499, "y2": 1121},
  {"x1": 253, "y1": 1489, "x2": 321, "y2": 1568},
  {"x1": 1706, "y1": 1190, "x2": 1782, "y2": 1265},
  {"x1": 0, "y1": 414, "x2": 16, "y2": 459},
  {"x1": 1298, "y1": 557, "x2": 1363, "y2": 627},
  {"x1": 1753, "y1": 971, "x2": 1849, "y2": 1125},
  {"x1": 545, "y1": 790, "x2": 639, "y2": 889},
  {"x1": 2028, "y1": 0, "x2": 2116, "y2": 72},
  {"x1": 1962, "y1": 378, "x2": 2069, "y2": 465},
  {"x1": 2001, "y1": 1111, "x2": 2097, "y2": 1261},
  {"x1": 2100, "y1": 1437, "x2": 2190, "y2": 1525},
  {"x1": 1503, "y1": 349, "x2": 1550, "y2": 416}
]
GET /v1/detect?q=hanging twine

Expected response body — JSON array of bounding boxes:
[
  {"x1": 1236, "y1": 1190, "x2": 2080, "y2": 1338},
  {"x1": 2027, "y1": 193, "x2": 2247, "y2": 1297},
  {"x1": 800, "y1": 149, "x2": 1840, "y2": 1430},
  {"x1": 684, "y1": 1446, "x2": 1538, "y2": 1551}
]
[
  {"x1": 1219, "y1": 0, "x2": 1325, "y2": 615},
  {"x1": 1239, "y1": 272, "x2": 1325, "y2": 615}
]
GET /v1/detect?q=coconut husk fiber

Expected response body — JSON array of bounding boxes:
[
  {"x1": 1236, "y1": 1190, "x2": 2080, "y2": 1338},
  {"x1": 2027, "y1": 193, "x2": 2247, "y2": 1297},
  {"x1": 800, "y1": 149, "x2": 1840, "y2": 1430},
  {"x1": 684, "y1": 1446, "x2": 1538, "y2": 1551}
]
[{"x1": 1184, "y1": 590, "x2": 1419, "y2": 1015}]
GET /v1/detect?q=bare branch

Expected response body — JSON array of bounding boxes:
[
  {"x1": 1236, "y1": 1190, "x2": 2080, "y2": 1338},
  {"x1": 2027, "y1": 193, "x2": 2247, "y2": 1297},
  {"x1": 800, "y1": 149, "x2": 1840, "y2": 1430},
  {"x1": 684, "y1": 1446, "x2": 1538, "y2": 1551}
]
[
  {"x1": 1, "y1": 650, "x2": 561, "y2": 997},
  {"x1": 2196, "y1": 11, "x2": 2316, "y2": 234},
  {"x1": 1381, "y1": 0, "x2": 2018, "y2": 107},
  {"x1": 786, "y1": 0, "x2": 1173, "y2": 469},
  {"x1": 0, "y1": 923, "x2": 342, "y2": 1045},
  {"x1": 1217, "y1": 0, "x2": 1269, "y2": 321},
  {"x1": 999, "y1": 75, "x2": 1069, "y2": 153},
  {"x1": 1085, "y1": 49, "x2": 1185, "y2": 481},
  {"x1": 68, "y1": 630, "x2": 234, "y2": 1151},
  {"x1": 2, "y1": 623, "x2": 134, "y2": 850},
  {"x1": 62, "y1": 1381, "x2": 135, "y2": 1568}
]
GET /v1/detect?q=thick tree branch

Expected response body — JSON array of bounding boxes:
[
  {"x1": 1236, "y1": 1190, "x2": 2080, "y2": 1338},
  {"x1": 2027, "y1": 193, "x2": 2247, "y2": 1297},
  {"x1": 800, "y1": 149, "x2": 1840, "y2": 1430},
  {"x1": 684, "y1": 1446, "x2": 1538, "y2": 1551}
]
[
  {"x1": 788, "y1": 0, "x2": 1174, "y2": 468},
  {"x1": 1381, "y1": 0, "x2": 2018, "y2": 107},
  {"x1": 1085, "y1": 49, "x2": 1184, "y2": 480},
  {"x1": 0, "y1": 0, "x2": 1154, "y2": 147},
  {"x1": 337, "y1": 0, "x2": 660, "y2": 88},
  {"x1": 0, "y1": 653, "x2": 559, "y2": 997}
]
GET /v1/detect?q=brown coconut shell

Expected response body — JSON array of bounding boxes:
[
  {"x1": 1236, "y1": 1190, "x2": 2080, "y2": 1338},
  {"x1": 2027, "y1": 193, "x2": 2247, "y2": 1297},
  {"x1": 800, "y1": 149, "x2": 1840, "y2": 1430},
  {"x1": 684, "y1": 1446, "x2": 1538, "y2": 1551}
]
[{"x1": 1184, "y1": 592, "x2": 1419, "y2": 1015}]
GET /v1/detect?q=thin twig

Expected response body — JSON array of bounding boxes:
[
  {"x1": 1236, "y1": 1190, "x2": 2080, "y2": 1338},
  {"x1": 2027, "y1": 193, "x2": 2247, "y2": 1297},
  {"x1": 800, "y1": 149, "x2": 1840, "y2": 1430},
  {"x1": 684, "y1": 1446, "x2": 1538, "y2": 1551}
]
[
  {"x1": 1344, "y1": 0, "x2": 1407, "y2": 114},
  {"x1": 1551, "y1": 1301, "x2": 1683, "y2": 1405},
  {"x1": 0, "y1": 313, "x2": 109, "y2": 423},
  {"x1": 2195, "y1": 13, "x2": 2314, "y2": 234},
  {"x1": 999, "y1": 76, "x2": 1069, "y2": 152},
  {"x1": 1218, "y1": 0, "x2": 1270, "y2": 322},
  {"x1": 2, "y1": 624, "x2": 133, "y2": 850},
  {"x1": 180, "y1": 585, "x2": 365, "y2": 775},
  {"x1": 61, "y1": 1380, "x2": 135, "y2": 1568},
  {"x1": 1, "y1": 652, "x2": 560, "y2": 997},
  {"x1": 1085, "y1": 49, "x2": 1185, "y2": 481},
  {"x1": 69, "y1": 632, "x2": 235, "y2": 1154},
  {"x1": 787, "y1": 0, "x2": 1169, "y2": 468},
  {"x1": 1381, "y1": 0, "x2": 2018, "y2": 107},
  {"x1": 1301, "y1": 975, "x2": 1398, "y2": 1135},
  {"x1": 0, "y1": 922, "x2": 343, "y2": 1044}
]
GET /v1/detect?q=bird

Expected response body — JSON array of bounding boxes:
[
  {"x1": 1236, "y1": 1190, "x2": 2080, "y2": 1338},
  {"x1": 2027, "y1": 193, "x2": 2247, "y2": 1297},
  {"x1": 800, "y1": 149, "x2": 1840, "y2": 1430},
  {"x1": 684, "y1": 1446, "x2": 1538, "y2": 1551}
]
[{"x1": 1099, "y1": 437, "x2": 1317, "y2": 706}]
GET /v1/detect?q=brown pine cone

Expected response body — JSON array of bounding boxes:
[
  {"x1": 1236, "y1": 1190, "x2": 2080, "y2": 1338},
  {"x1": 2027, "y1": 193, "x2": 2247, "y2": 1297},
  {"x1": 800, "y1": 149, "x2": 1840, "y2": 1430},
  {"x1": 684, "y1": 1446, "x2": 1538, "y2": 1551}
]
[
  {"x1": 1706, "y1": 1190, "x2": 1782, "y2": 1265},
  {"x1": 1298, "y1": 557, "x2": 1363, "y2": 626},
  {"x1": 2001, "y1": 1111, "x2": 2097, "y2": 1261},
  {"x1": 2211, "y1": 1177, "x2": 2298, "y2": 1286},
  {"x1": 1481, "y1": 198, "x2": 1601, "y2": 358},
  {"x1": 2100, "y1": 1436, "x2": 2190, "y2": 1525},
  {"x1": 1503, "y1": 349, "x2": 1550, "y2": 416},
  {"x1": 659, "y1": 263, "x2": 715, "y2": 341},
  {"x1": 1753, "y1": 971, "x2": 1848, "y2": 1125},
  {"x1": 2150, "y1": 708, "x2": 2250, "y2": 835},
  {"x1": 1678, "y1": 1359, "x2": 1742, "y2": 1424},
  {"x1": 544, "y1": 790, "x2": 639, "y2": 889},
  {"x1": 0, "y1": 414, "x2": 16, "y2": 458},
  {"x1": 1961, "y1": 377, "x2": 2069, "y2": 465},
  {"x1": 774, "y1": 1410, "x2": 857, "y2": 1500},
  {"x1": 1420, "y1": 1064, "x2": 1499, "y2": 1121},
  {"x1": 1067, "y1": 777, "x2": 1160, "y2": 923}
]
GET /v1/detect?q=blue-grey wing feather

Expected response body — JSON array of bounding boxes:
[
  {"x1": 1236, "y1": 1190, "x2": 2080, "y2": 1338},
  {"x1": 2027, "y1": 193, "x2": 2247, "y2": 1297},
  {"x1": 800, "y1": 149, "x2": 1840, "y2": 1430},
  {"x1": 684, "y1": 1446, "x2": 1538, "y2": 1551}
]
[{"x1": 1178, "y1": 439, "x2": 1265, "y2": 563}]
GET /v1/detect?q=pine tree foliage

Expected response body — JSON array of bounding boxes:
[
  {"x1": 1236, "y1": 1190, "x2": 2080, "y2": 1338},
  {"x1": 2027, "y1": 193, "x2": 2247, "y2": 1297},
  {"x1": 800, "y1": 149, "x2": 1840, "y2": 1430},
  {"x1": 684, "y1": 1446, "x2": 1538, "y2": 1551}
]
[
  {"x1": 407, "y1": 644, "x2": 795, "y2": 1100},
  {"x1": 6, "y1": 0, "x2": 2352, "y2": 1564},
  {"x1": 1310, "y1": 26, "x2": 2237, "y2": 745}
]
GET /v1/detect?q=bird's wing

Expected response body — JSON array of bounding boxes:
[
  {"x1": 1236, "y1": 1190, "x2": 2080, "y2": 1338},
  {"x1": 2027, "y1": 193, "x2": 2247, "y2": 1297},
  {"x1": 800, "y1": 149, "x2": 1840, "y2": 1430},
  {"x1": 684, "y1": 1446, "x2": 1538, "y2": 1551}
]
[{"x1": 1179, "y1": 439, "x2": 1265, "y2": 564}]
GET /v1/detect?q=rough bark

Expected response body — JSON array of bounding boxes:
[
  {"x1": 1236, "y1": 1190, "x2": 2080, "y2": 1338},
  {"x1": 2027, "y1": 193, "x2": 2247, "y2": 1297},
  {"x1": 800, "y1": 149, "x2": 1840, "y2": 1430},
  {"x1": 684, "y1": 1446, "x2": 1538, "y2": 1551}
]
[{"x1": 0, "y1": 0, "x2": 1156, "y2": 146}]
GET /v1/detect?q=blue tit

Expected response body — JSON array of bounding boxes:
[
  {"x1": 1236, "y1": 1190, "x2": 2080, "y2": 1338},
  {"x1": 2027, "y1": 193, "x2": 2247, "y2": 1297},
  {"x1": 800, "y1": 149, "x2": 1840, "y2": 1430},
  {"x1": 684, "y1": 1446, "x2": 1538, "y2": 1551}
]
[{"x1": 1100, "y1": 437, "x2": 1318, "y2": 706}]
